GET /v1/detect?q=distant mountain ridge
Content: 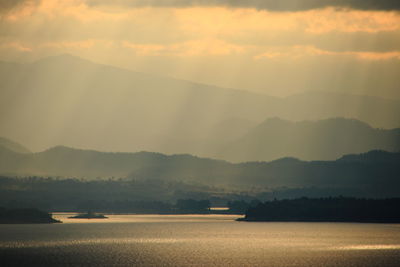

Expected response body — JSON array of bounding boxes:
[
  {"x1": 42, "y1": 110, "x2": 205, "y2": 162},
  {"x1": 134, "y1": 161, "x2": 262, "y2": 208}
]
[
  {"x1": 0, "y1": 137, "x2": 30, "y2": 154},
  {"x1": 338, "y1": 150, "x2": 400, "y2": 163},
  {"x1": 216, "y1": 117, "x2": 400, "y2": 162},
  {"x1": 0, "y1": 142, "x2": 399, "y2": 198},
  {"x1": 0, "y1": 54, "x2": 399, "y2": 155},
  {"x1": 0, "y1": 144, "x2": 227, "y2": 179},
  {"x1": 1, "y1": 117, "x2": 398, "y2": 164}
]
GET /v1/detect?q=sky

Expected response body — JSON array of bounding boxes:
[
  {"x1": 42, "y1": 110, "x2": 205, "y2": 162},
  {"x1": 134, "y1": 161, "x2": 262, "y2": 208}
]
[{"x1": 0, "y1": 0, "x2": 399, "y2": 99}]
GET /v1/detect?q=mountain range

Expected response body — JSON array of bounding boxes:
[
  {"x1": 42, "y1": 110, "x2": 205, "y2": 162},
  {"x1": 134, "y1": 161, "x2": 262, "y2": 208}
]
[
  {"x1": 216, "y1": 117, "x2": 400, "y2": 162},
  {"x1": 1, "y1": 54, "x2": 399, "y2": 157},
  {"x1": 0, "y1": 140, "x2": 399, "y2": 198},
  {"x1": 0, "y1": 137, "x2": 30, "y2": 154},
  {"x1": 1, "y1": 114, "x2": 399, "y2": 163}
]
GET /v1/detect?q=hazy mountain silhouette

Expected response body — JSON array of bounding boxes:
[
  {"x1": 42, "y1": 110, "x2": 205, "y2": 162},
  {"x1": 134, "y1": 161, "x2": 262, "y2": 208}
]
[
  {"x1": 0, "y1": 54, "x2": 275, "y2": 154},
  {"x1": 216, "y1": 117, "x2": 400, "y2": 162},
  {"x1": 338, "y1": 149, "x2": 400, "y2": 164},
  {"x1": 1, "y1": 54, "x2": 399, "y2": 155},
  {"x1": 0, "y1": 145, "x2": 228, "y2": 179},
  {"x1": 0, "y1": 143, "x2": 399, "y2": 197},
  {"x1": 280, "y1": 91, "x2": 400, "y2": 129},
  {"x1": 0, "y1": 137, "x2": 30, "y2": 153}
]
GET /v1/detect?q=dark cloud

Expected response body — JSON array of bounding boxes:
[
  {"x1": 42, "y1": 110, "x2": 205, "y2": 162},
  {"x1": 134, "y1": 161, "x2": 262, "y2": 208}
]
[
  {"x1": 0, "y1": 0, "x2": 26, "y2": 10},
  {"x1": 0, "y1": 0, "x2": 37, "y2": 13},
  {"x1": 87, "y1": 0, "x2": 400, "y2": 11}
]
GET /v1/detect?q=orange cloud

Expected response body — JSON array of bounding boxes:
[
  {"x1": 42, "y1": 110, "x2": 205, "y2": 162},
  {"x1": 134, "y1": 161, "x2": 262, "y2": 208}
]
[
  {"x1": 85, "y1": 0, "x2": 400, "y2": 12},
  {"x1": 174, "y1": 7, "x2": 400, "y2": 38},
  {"x1": 4, "y1": 3, "x2": 398, "y2": 34},
  {"x1": 1, "y1": 0, "x2": 37, "y2": 21},
  {"x1": 122, "y1": 42, "x2": 165, "y2": 56},
  {"x1": 348, "y1": 51, "x2": 400, "y2": 60},
  {"x1": 0, "y1": 41, "x2": 32, "y2": 52},
  {"x1": 255, "y1": 45, "x2": 400, "y2": 61},
  {"x1": 1, "y1": 2, "x2": 399, "y2": 62},
  {"x1": 41, "y1": 40, "x2": 97, "y2": 49},
  {"x1": 122, "y1": 39, "x2": 245, "y2": 57},
  {"x1": 174, "y1": 7, "x2": 298, "y2": 37},
  {"x1": 2, "y1": 0, "x2": 128, "y2": 22},
  {"x1": 303, "y1": 8, "x2": 400, "y2": 34}
]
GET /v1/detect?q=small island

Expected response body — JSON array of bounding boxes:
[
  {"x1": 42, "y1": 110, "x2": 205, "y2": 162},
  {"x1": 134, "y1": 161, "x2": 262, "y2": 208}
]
[
  {"x1": 0, "y1": 207, "x2": 61, "y2": 224},
  {"x1": 238, "y1": 197, "x2": 400, "y2": 223},
  {"x1": 68, "y1": 211, "x2": 108, "y2": 219}
]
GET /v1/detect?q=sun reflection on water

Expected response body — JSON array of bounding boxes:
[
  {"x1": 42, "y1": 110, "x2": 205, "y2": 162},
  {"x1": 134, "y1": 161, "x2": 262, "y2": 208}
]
[{"x1": 330, "y1": 244, "x2": 400, "y2": 250}]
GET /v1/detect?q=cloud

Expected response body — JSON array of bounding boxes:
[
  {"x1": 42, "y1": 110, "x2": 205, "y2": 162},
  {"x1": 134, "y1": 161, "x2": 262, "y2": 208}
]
[
  {"x1": 41, "y1": 40, "x2": 97, "y2": 49},
  {"x1": 0, "y1": 0, "x2": 38, "y2": 13},
  {"x1": 254, "y1": 45, "x2": 400, "y2": 60},
  {"x1": 87, "y1": 0, "x2": 400, "y2": 11},
  {"x1": 0, "y1": 0, "x2": 27, "y2": 10},
  {"x1": 0, "y1": 41, "x2": 32, "y2": 52},
  {"x1": 0, "y1": 0, "x2": 399, "y2": 101},
  {"x1": 173, "y1": 7, "x2": 400, "y2": 37},
  {"x1": 122, "y1": 39, "x2": 245, "y2": 56}
]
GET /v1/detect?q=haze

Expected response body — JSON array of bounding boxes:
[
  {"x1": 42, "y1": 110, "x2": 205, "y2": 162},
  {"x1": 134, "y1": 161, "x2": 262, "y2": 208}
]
[
  {"x1": 1, "y1": 3, "x2": 400, "y2": 266},
  {"x1": 0, "y1": 0, "x2": 399, "y2": 159}
]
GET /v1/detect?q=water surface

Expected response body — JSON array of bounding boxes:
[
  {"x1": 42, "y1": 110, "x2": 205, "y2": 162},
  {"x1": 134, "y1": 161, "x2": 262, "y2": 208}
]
[{"x1": 1, "y1": 214, "x2": 399, "y2": 266}]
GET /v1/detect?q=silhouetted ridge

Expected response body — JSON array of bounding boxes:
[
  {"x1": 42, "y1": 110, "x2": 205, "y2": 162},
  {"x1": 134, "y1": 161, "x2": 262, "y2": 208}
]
[
  {"x1": 0, "y1": 146, "x2": 399, "y2": 199},
  {"x1": 269, "y1": 157, "x2": 302, "y2": 164},
  {"x1": 240, "y1": 197, "x2": 400, "y2": 223},
  {"x1": 217, "y1": 117, "x2": 400, "y2": 162},
  {"x1": 0, "y1": 137, "x2": 30, "y2": 154},
  {"x1": 0, "y1": 207, "x2": 60, "y2": 224},
  {"x1": 338, "y1": 150, "x2": 400, "y2": 163}
]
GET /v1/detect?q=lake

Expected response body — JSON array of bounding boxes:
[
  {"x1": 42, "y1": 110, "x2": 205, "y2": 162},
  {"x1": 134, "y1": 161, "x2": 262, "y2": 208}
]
[{"x1": 1, "y1": 214, "x2": 400, "y2": 266}]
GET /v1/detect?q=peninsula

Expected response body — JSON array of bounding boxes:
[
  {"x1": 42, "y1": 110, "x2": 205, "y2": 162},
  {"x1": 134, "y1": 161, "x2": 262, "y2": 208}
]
[
  {"x1": 238, "y1": 197, "x2": 400, "y2": 223},
  {"x1": 0, "y1": 207, "x2": 61, "y2": 224}
]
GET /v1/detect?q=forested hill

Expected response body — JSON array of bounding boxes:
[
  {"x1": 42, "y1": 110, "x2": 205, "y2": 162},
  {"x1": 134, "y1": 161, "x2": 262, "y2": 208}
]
[
  {"x1": 240, "y1": 197, "x2": 400, "y2": 223},
  {"x1": 0, "y1": 144, "x2": 399, "y2": 197}
]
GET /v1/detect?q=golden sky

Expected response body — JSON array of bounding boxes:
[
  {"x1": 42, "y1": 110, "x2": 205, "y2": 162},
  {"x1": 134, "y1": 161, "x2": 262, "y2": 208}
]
[{"x1": 1, "y1": 0, "x2": 399, "y2": 98}]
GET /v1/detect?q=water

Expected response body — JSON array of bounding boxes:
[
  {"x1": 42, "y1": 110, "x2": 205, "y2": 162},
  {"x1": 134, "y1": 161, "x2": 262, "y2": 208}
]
[{"x1": 1, "y1": 214, "x2": 400, "y2": 266}]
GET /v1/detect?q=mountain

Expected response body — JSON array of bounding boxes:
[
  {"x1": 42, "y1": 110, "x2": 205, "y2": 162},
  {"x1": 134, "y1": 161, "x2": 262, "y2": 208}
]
[
  {"x1": 0, "y1": 54, "x2": 276, "y2": 154},
  {"x1": 216, "y1": 118, "x2": 400, "y2": 162},
  {"x1": 0, "y1": 137, "x2": 30, "y2": 153},
  {"x1": 0, "y1": 54, "x2": 399, "y2": 155},
  {"x1": 281, "y1": 91, "x2": 400, "y2": 130},
  {"x1": 0, "y1": 145, "x2": 229, "y2": 179},
  {"x1": 338, "y1": 150, "x2": 400, "y2": 164},
  {"x1": 0, "y1": 146, "x2": 399, "y2": 198}
]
